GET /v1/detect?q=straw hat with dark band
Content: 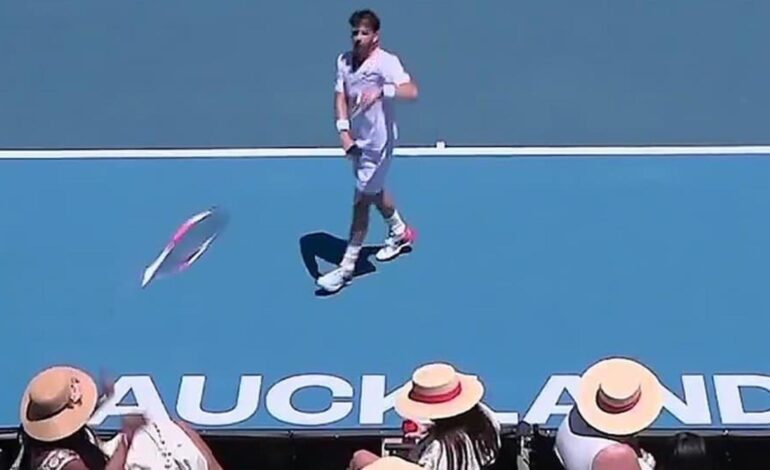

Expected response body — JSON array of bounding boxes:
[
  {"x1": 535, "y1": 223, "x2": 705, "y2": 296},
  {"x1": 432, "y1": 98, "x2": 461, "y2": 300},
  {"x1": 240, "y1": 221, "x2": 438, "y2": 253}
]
[
  {"x1": 394, "y1": 363, "x2": 484, "y2": 421},
  {"x1": 20, "y1": 366, "x2": 98, "y2": 442},
  {"x1": 575, "y1": 357, "x2": 664, "y2": 437}
]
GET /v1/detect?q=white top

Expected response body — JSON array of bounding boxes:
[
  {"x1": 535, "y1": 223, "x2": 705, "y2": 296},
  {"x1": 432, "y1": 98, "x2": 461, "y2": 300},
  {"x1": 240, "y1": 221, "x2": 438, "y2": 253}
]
[
  {"x1": 415, "y1": 404, "x2": 501, "y2": 470},
  {"x1": 334, "y1": 47, "x2": 411, "y2": 151},
  {"x1": 121, "y1": 419, "x2": 208, "y2": 470},
  {"x1": 554, "y1": 410, "x2": 622, "y2": 470},
  {"x1": 9, "y1": 421, "x2": 208, "y2": 470}
]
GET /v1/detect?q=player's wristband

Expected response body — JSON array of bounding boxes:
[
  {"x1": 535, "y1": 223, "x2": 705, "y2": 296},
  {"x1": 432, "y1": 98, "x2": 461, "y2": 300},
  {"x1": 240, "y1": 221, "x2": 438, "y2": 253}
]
[
  {"x1": 336, "y1": 119, "x2": 350, "y2": 132},
  {"x1": 383, "y1": 84, "x2": 396, "y2": 99}
]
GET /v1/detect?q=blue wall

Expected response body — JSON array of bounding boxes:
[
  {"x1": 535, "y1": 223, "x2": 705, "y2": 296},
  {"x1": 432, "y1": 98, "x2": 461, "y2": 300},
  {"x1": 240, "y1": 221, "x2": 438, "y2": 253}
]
[{"x1": 1, "y1": 0, "x2": 769, "y2": 149}]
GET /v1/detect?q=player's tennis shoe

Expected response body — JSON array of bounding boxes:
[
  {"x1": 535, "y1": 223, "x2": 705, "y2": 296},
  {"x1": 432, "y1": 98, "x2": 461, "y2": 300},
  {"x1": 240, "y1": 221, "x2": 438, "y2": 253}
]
[
  {"x1": 376, "y1": 226, "x2": 416, "y2": 262},
  {"x1": 316, "y1": 266, "x2": 354, "y2": 293}
]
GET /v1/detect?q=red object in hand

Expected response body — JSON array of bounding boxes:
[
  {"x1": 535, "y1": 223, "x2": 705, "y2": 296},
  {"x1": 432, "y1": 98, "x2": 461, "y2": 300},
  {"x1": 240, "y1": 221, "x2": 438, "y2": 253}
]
[{"x1": 402, "y1": 420, "x2": 419, "y2": 435}]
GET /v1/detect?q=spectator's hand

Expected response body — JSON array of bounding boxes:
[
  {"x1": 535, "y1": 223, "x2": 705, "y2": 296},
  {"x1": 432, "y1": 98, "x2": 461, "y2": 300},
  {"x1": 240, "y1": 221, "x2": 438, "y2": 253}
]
[
  {"x1": 121, "y1": 414, "x2": 147, "y2": 444},
  {"x1": 99, "y1": 369, "x2": 115, "y2": 400},
  {"x1": 403, "y1": 420, "x2": 432, "y2": 441}
]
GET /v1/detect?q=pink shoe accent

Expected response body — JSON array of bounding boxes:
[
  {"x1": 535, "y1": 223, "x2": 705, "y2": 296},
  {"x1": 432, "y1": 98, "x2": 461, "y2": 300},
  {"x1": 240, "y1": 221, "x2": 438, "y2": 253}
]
[{"x1": 404, "y1": 226, "x2": 417, "y2": 243}]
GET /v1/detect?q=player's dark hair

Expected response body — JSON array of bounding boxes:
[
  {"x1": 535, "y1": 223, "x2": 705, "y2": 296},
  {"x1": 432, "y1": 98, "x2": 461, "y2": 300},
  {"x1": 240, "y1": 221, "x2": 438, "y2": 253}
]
[{"x1": 349, "y1": 9, "x2": 380, "y2": 32}]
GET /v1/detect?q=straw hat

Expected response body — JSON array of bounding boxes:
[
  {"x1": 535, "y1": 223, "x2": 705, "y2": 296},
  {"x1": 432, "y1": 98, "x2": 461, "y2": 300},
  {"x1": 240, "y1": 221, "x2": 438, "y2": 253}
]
[
  {"x1": 365, "y1": 457, "x2": 425, "y2": 470},
  {"x1": 20, "y1": 366, "x2": 99, "y2": 442},
  {"x1": 575, "y1": 357, "x2": 664, "y2": 436},
  {"x1": 394, "y1": 363, "x2": 484, "y2": 421}
]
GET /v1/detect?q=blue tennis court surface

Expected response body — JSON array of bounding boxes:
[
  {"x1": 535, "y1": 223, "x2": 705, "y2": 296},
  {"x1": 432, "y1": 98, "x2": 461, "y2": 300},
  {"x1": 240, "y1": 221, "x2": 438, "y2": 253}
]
[{"x1": 2, "y1": 152, "x2": 770, "y2": 432}]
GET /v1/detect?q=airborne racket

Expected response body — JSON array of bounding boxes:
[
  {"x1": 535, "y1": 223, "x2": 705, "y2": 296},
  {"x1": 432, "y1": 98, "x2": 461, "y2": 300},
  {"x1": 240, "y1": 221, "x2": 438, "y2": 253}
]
[{"x1": 141, "y1": 206, "x2": 228, "y2": 288}]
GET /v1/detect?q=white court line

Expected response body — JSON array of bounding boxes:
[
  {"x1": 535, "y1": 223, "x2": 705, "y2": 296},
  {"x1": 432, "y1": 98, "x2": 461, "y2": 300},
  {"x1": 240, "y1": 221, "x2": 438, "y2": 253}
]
[{"x1": 1, "y1": 143, "x2": 770, "y2": 159}]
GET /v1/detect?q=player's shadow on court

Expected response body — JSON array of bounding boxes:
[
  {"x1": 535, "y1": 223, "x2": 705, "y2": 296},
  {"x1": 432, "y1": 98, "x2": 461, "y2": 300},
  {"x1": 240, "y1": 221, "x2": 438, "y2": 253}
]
[{"x1": 299, "y1": 232, "x2": 379, "y2": 297}]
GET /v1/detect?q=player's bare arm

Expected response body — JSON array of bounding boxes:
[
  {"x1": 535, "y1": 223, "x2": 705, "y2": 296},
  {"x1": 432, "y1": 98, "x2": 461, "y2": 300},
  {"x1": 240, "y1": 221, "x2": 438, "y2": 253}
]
[
  {"x1": 334, "y1": 90, "x2": 356, "y2": 153},
  {"x1": 392, "y1": 80, "x2": 418, "y2": 100},
  {"x1": 358, "y1": 79, "x2": 418, "y2": 110}
]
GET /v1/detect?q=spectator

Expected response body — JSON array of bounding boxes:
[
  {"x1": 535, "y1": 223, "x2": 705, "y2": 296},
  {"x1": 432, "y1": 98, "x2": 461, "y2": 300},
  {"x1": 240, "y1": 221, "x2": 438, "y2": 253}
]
[
  {"x1": 554, "y1": 357, "x2": 663, "y2": 470},
  {"x1": 659, "y1": 432, "x2": 713, "y2": 470},
  {"x1": 350, "y1": 363, "x2": 501, "y2": 470},
  {"x1": 11, "y1": 365, "x2": 222, "y2": 470},
  {"x1": 11, "y1": 365, "x2": 138, "y2": 470}
]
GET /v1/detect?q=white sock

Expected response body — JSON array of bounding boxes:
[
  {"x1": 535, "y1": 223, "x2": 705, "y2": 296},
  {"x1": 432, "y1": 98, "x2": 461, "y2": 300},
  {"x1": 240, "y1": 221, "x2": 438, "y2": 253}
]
[
  {"x1": 386, "y1": 210, "x2": 406, "y2": 236},
  {"x1": 340, "y1": 245, "x2": 361, "y2": 272}
]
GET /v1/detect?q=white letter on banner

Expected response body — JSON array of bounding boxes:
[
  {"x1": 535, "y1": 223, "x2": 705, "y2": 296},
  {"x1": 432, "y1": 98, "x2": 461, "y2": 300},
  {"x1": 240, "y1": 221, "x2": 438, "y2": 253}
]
[
  {"x1": 266, "y1": 374, "x2": 353, "y2": 426},
  {"x1": 524, "y1": 375, "x2": 580, "y2": 425},
  {"x1": 176, "y1": 375, "x2": 262, "y2": 426},
  {"x1": 360, "y1": 375, "x2": 403, "y2": 425},
  {"x1": 662, "y1": 375, "x2": 711, "y2": 425},
  {"x1": 89, "y1": 376, "x2": 169, "y2": 425},
  {"x1": 715, "y1": 375, "x2": 770, "y2": 425}
]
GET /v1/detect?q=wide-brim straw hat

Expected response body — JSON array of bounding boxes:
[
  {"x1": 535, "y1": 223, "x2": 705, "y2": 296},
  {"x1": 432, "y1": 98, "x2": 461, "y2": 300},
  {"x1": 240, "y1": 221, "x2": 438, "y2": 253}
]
[
  {"x1": 394, "y1": 363, "x2": 484, "y2": 421},
  {"x1": 575, "y1": 357, "x2": 664, "y2": 436},
  {"x1": 20, "y1": 365, "x2": 98, "y2": 442},
  {"x1": 364, "y1": 457, "x2": 425, "y2": 470}
]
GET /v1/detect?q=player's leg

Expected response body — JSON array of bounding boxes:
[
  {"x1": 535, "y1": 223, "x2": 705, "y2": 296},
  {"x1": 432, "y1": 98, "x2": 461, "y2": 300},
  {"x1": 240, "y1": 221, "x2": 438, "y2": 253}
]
[
  {"x1": 317, "y1": 192, "x2": 371, "y2": 293},
  {"x1": 316, "y1": 157, "x2": 382, "y2": 293},
  {"x1": 342, "y1": 192, "x2": 372, "y2": 272},
  {"x1": 371, "y1": 150, "x2": 416, "y2": 261},
  {"x1": 373, "y1": 188, "x2": 399, "y2": 220},
  {"x1": 373, "y1": 189, "x2": 416, "y2": 261}
]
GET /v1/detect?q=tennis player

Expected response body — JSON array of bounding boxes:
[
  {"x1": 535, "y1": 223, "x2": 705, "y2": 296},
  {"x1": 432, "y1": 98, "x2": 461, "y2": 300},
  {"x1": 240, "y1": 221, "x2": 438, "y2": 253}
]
[{"x1": 317, "y1": 9, "x2": 419, "y2": 293}]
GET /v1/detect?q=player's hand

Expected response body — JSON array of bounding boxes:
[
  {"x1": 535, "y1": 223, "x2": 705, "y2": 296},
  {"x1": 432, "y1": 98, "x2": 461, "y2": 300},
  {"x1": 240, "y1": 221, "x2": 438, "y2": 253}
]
[
  {"x1": 340, "y1": 131, "x2": 361, "y2": 158},
  {"x1": 358, "y1": 88, "x2": 383, "y2": 111},
  {"x1": 345, "y1": 143, "x2": 363, "y2": 158}
]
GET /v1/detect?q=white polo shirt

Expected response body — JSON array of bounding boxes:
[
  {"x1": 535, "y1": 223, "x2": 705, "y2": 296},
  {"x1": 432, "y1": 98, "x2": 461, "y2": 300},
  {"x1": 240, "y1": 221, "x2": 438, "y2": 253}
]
[{"x1": 335, "y1": 47, "x2": 411, "y2": 151}]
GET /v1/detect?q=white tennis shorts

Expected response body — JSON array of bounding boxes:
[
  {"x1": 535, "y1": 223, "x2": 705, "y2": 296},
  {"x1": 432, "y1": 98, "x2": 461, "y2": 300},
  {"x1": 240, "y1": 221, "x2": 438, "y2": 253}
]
[{"x1": 353, "y1": 144, "x2": 394, "y2": 195}]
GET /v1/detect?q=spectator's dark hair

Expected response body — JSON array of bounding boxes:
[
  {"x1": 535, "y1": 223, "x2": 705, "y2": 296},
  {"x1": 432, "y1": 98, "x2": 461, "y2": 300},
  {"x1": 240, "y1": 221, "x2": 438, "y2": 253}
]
[
  {"x1": 662, "y1": 432, "x2": 713, "y2": 470},
  {"x1": 408, "y1": 404, "x2": 500, "y2": 470},
  {"x1": 349, "y1": 9, "x2": 380, "y2": 32}
]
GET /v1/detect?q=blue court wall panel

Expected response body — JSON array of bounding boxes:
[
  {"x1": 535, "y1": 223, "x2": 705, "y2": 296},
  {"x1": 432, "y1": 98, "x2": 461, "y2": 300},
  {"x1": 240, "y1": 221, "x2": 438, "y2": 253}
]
[
  {"x1": 1, "y1": 0, "x2": 769, "y2": 148},
  {"x1": 2, "y1": 155, "x2": 770, "y2": 431}
]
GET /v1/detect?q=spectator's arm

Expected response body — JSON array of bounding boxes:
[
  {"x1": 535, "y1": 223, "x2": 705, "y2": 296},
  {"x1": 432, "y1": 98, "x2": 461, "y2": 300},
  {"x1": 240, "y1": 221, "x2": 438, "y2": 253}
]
[
  {"x1": 592, "y1": 444, "x2": 642, "y2": 470},
  {"x1": 104, "y1": 436, "x2": 130, "y2": 470},
  {"x1": 176, "y1": 420, "x2": 224, "y2": 470}
]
